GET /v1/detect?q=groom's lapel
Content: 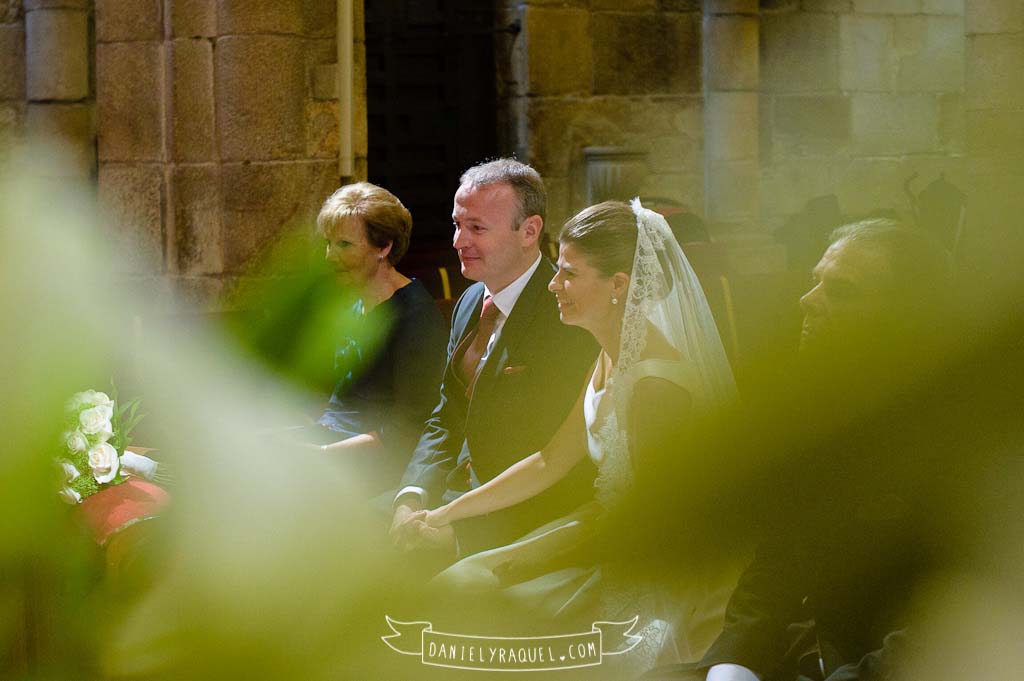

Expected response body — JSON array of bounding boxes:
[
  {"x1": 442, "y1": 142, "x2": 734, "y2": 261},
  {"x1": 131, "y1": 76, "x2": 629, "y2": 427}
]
[
  {"x1": 452, "y1": 285, "x2": 485, "y2": 351},
  {"x1": 477, "y1": 259, "x2": 554, "y2": 386}
]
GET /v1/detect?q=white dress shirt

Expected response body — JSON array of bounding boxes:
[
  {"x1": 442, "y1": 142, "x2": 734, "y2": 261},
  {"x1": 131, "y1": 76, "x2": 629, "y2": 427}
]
[
  {"x1": 395, "y1": 253, "x2": 543, "y2": 508},
  {"x1": 469, "y1": 253, "x2": 542, "y2": 377}
]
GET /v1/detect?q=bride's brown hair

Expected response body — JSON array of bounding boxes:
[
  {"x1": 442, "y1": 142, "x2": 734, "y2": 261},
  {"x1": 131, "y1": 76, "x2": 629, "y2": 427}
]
[{"x1": 558, "y1": 201, "x2": 637, "y2": 277}]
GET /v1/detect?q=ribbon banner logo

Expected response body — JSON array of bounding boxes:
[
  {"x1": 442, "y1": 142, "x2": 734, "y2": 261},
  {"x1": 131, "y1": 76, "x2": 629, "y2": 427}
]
[{"x1": 381, "y1": 615, "x2": 642, "y2": 672}]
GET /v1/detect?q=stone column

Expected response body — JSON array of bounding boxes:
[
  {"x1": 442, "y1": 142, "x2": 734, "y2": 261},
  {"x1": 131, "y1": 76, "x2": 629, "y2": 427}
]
[
  {"x1": 703, "y1": 0, "x2": 759, "y2": 234},
  {"x1": 95, "y1": 0, "x2": 167, "y2": 278},
  {"x1": 24, "y1": 0, "x2": 92, "y2": 177},
  {"x1": 0, "y1": 4, "x2": 24, "y2": 169},
  {"x1": 962, "y1": 0, "x2": 1024, "y2": 292}
]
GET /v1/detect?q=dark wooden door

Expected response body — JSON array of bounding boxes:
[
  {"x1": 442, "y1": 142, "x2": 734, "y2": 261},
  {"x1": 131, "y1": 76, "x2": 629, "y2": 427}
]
[{"x1": 365, "y1": 0, "x2": 497, "y2": 295}]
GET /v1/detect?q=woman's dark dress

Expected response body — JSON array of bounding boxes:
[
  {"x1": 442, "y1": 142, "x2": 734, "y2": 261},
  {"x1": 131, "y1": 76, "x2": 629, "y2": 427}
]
[{"x1": 315, "y1": 279, "x2": 448, "y2": 493}]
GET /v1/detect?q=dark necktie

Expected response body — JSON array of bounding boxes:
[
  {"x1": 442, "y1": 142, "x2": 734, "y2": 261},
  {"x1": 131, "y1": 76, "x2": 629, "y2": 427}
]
[{"x1": 457, "y1": 296, "x2": 500, "y2": 396}]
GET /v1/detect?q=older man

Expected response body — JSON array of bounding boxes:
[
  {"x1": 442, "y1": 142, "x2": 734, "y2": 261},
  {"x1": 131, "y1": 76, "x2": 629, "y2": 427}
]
[
  {"x1": 390, "y1": 158, "x2": 597, "y2": 560},
  {"x1": 645, "y1": 218, "x2": 953, "y2": 681}
]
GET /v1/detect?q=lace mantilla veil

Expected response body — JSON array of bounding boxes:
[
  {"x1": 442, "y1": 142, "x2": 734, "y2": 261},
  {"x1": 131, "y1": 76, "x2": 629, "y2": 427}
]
[
  {"x1": 590, "y1": 199, "x2": 738, "y2": 670},
  {"x1": 593, "y1": 198, "x2": 737, "y2": 509}
]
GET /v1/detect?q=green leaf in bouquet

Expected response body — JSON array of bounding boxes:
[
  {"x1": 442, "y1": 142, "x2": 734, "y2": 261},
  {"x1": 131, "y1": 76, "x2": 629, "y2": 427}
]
[
  {"x1": 69, "y1": 450, "x2": 89, "y2": 473},
  {"x1": 123, "y1": 412, "x2": 144, "y2": 438},
  {"x1": 117, "y1": 398, "x2": 143, "y2": 436},
  {"x1": 70, "y1": 474, "x2": 98, "y2": 499}
]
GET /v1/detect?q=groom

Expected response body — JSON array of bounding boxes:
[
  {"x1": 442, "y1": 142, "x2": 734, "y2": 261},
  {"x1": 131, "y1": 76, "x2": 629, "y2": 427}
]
[{"x1": 390, "y1": 158, "x2": 597, "y2": 559}]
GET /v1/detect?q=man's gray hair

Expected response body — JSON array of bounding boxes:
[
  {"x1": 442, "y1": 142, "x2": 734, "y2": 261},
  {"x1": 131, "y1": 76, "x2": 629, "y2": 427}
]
[
  {"x1": 460, "y1": 158, "x2": 546, "y2": 230},
  {"x1": 830, "y1": 217, "x2": 953, "y2": 306}
]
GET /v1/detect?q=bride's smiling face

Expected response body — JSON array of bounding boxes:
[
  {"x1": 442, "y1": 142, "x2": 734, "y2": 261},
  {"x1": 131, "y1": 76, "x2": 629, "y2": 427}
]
[{"x1": 549, "y1": 242, "x2": 623, "y2": 333}]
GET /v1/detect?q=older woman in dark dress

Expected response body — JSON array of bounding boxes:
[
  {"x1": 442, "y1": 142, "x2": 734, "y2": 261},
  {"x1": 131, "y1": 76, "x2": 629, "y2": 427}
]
[{"x1": 312, "y1": 182, "x2": 448, "y2": 494}]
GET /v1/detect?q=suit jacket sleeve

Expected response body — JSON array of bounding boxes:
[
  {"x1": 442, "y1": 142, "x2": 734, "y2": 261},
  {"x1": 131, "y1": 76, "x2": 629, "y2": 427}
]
[
  {"x1": 397, "y1": 286, "x2": 477, "y2": 504},
  {"x1": 698, "y1": 539, "x2": 809, "y2": 677},
  {"x1": 822, "y1": 630, "x2": 912, "y2": 681}
]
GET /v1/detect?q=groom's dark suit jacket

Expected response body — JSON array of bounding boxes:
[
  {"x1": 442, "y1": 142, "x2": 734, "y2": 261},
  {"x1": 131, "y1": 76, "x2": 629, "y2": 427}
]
[
  {"x1": 399, "y1": 259, "x2": 598, "y2": 556},
  {"x1": 645, "y1": 457, "x2": 938, "y2": 681}
]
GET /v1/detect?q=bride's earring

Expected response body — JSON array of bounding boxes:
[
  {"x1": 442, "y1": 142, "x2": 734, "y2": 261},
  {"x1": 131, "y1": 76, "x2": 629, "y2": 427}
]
[{"x1": 611, "y1": 296, "x2": 619, "y2": 305}]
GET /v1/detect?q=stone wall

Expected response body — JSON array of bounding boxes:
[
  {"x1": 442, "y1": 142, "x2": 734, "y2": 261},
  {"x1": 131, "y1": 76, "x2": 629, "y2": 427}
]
[
  {"x1": 759, "y1": 0, "x2": 966, "y2": 230},
  {"x1": 93, "y1": 0, "x2": 367, "y2": 312},
  {"x1": 498, "y1": 0, "x2": 705, "y2": 230},
  {"x1": 0, "y1": 0, "x2": 367, "y2": 313},
  {"x1": 2, "y1": 0, "x2": 95, "y2": 176},
  {"x1": 505, "y1": 0, "x2": 975, "y2": 252},
  {"x1": 960, "y1": 0, "x2": 1024, "y2": 289},
  {"x1": 0, "y1": 1, "x2": 24, "y2": 168}
]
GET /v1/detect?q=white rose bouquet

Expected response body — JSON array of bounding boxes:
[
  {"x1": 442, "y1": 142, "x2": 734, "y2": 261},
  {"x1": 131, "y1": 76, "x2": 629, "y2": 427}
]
[{"x1": 56, "y1": 388, "x2": 156, "y2": 503}]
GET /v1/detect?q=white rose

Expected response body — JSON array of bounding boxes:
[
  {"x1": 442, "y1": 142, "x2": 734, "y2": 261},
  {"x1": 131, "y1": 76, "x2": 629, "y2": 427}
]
[
  {"x1": 59, "y1": 486, "x2": 82, "y2": 504},
  {"x1": 66, "y1": 391, "x2": 92, "y2": 411},
  {"x1": 79, "y1": 406, "x2": 113, "y2": 435},
  {"x1": 68, "y1": 389, "x2": 113, "y2": 410},
  {"x1": 87, "y1": 391, "x2": 114, "y2": 409},
  {"x1": 56, "y1": 460, "x2": 83, "y2": 504},
  {"x1": 58, "y1": 459, "x2": 81, "y2": 483},
  {"x1": 65, "y1": 430, "x2": 88, "y2": 453},
  {"x1": 87, "y1": 442, "x2": 120, "y2": 484},
  {"x1": 94, "y1": 422, "x2": 113, "y2": 444}
]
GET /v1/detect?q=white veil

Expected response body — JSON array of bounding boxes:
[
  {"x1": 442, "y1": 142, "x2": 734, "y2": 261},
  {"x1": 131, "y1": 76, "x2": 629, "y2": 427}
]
[
  {"x1": 590, "y1": 198, "x2": 740, "y2": 671},
  {"x1": 594, "y1": 198, "x2": 737, "y2": 507}
]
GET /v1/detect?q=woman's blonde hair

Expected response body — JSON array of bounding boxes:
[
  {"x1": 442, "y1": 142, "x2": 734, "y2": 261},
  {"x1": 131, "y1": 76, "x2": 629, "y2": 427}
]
[{"x1": 316, "y1": 182, "x2": 412, "y2": 266}]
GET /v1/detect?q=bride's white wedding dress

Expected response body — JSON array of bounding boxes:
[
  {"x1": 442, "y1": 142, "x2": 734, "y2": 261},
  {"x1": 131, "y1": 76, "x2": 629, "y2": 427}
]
[{"x1": 433, "y1": 352, "x2": 738, "y2": 670}]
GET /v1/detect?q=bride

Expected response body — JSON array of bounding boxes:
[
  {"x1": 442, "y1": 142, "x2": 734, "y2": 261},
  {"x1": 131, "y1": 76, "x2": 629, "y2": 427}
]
[{"x1": 410, "y1": 199, "x2": 738, "y2": 667}]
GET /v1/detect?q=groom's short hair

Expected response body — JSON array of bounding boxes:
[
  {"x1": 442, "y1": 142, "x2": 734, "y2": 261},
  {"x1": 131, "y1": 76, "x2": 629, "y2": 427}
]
[{"x1": 460, "y1": 158, "x2": 546, "y2": 230}]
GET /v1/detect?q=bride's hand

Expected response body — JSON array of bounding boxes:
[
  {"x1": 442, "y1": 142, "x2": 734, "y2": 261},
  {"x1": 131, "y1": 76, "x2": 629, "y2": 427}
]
[{"x1": 423, "y1": 507, "x2": 450, "y2": 528}]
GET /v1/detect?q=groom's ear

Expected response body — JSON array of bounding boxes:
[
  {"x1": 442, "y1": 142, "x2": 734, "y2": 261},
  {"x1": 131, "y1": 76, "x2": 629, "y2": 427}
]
[{"x1": 519, "y1": 215, "x2": 542, "y2": 245}]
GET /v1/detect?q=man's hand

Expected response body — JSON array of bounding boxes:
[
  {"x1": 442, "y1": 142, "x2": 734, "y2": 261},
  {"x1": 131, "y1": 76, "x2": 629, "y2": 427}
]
[
  {"x1": 389, "y1": 502, "x2": 423, "y2": 550},
  {"x1": 406, "y1": 519, "x2": 456, "y2": 554},
  {"x1": 391, "y1": 507, "x2": 456, "y2": 555}
]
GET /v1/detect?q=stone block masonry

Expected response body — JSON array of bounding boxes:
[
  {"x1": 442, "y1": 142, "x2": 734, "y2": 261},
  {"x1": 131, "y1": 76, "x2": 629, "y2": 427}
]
[
  {"x1": 96, "y1": 41, "x2": 164, "y2": 161},
  {"x1": 85, "y1": 0, "x2": 366, "y2": 314},
  {"x1": 95, "y1": 0, "x2": 162, "y2": 43},
  {"x1": 592, "y1": 11, "x2": 700, "y2": 95},
  {"x1": 98, "y1": 164, "x2": 166, "y2": 275},
  {"x1": 524, "y1": 6, "x2": 591, "y2": 97},
  {"x1": 171, "y1": 0, "x2": 216, "y2": 38},
  {"x1": 173, "y1": 165, "x2": 223, "y2": 275},
  {"x1": 26, "y1": 103, "x2": 92, "y2": 175},
  {"x1": 761, "y1": 12, "x2": 838, "y2": 93},
  {"x1": 25, "y1": 7, "x2": 88, "y2": 100},
  {"x1": 216, "y1": 35, "x2": 307, "y2": 161},
  {"x1": 705, "y1": 15, "x2": 758, "y2": 91},
  {"x1": 758, "y1": 0, "x2": 969, "y2": 237},
  {"x1": 171, "y1": 38, "x2": 215, "y2": 162},
  {"x1": 966, "y1": 34, "x2": 1024, "y2": 110},
  {"x1": 0, "y1": 23, "x2": 25, "y2": 99}
]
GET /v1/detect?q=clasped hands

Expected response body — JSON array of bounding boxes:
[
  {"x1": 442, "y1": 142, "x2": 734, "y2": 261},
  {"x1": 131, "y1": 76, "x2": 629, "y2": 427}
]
[{"x1": 389, "y1": 503, "x2": 455, "y2": 553}]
